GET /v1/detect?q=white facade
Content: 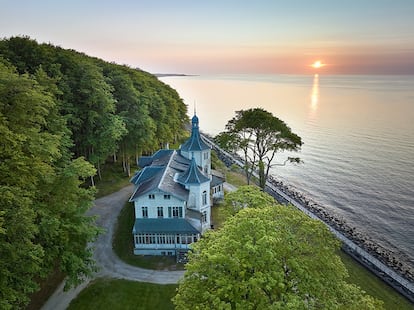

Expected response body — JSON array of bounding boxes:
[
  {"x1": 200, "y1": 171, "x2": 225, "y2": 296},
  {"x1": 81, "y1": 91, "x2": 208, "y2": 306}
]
[{"x1": 133, "y1": 191, "x2": 186, "y2": 219}]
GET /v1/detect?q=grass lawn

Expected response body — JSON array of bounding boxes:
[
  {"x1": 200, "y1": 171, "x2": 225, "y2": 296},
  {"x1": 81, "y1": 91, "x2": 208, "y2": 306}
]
[
  {"x1": 68, "y1": 278, "x2": 177, "y2": 310},
  {"x1": 112, "y1": 201, "x2": 185, "y2": 270},
  {"x1": 95, "y1": 161, "x2": 131, "y2": 198},
  {"x1": 339, "y1": 251, "x2": 414, "y2": 310}
]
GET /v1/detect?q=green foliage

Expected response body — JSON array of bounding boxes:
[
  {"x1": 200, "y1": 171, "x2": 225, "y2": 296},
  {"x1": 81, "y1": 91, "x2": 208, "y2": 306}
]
[
  {"x1": 68, "y1": 279, "x2": 176, "y2": 310},
  {"x1": 174, "y1": 189, "x2": 383, "y2": 309},
  {"x1": 0, "y1": 36, "x2": 189, "y2": 308},
  {"x1": 0, "y1": 61, "x2": 99, "y2": 308},
  {"x1": 218, "y1": 108, "x2": 302, "y2": 188},
  {"x1": 0, "y1": 36, "x2": 188, "y2": 178}
]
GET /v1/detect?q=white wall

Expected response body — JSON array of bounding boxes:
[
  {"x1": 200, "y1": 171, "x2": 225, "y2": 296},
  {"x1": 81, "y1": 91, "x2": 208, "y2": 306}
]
[{"x1": 134, "y1": 191, "x2": 185, "y2": 219}]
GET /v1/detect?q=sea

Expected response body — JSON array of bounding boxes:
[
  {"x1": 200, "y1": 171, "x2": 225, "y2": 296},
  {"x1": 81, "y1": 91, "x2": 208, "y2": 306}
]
[{"x1": 160, "y1": 74, "x2": 414, "y2": 269}]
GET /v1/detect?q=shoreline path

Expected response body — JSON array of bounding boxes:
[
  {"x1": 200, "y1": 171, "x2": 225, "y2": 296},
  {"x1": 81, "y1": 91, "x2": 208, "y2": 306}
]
[{"x1": 42, "y1": 184, "x2": 185, "y2": 310}]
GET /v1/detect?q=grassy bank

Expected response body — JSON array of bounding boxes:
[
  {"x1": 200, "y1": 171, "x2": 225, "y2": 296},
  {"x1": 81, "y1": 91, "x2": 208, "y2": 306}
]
[{"x1": 339, "y1": 251, "x2": 413, "y2": 309}]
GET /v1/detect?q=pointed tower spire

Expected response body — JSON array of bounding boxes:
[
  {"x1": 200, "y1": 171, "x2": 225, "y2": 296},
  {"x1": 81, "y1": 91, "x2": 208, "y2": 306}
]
[{"x1": 177, "y1": 157, "x2": 209, "y2": 185}]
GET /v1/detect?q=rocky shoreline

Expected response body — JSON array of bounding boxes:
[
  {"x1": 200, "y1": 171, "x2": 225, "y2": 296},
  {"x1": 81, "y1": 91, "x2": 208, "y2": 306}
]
[
  {"x1": 265, "y1": 174, "x2": 414, "y2": 282},
  {"x1": 206, "y1": 135, "x2": 414, "y2": 301}
]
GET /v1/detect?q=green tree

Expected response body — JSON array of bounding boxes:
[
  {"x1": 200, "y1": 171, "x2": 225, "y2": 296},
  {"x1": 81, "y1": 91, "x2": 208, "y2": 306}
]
[
  {"x1": 103, "y1": 65, "x2": 156, "y2": 175},
  {"x1": 0, "y1": 60, "x2": 99, "y2": 309},
  {"x1": 58, "y1": 56, "x2": 127, "y2": 182},
  {"x1": 174, "y1": 196, "x2": 383, "y2": 309},
  {"x1": 217, "y1": 108, "x2": 302, "y2": 189}
]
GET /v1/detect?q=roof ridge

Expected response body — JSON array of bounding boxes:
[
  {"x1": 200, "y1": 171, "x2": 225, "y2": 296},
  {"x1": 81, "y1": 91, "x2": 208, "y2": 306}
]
[{"x1": 158, "y1": 150, "x2": 175, "y2": 190}]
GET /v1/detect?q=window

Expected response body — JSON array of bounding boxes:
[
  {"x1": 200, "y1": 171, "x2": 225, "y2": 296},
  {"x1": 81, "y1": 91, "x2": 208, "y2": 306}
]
[
  {"x1": 149, "y1": 194, "x2": 155, "y2": 199},
  {"x1": 202, "y1": 191, "x2": 207, "y2": 205},
  {"x1": 157, "y1": 206, "x2": 164, "y2": 218},
  {"x1": 204, "y1": 152, "x2": 209, "y2": 159},
  {"x1": 142, "y1": 206, "x2": 148, "y2": 218},
  {"x1": 201, "y1": 211, "x2": 207, "y2": 223},
  {"x1": 164, "y1": 194, "x2": 171, "y2": 200},
  {"x1": 169, "y1": 206, "x2": 183, "y2": 218},
  {"x1": 158, "y1": 234, "x2": 166, "y2": 244},
  {"x1": 204, "y1": 166, "x2": 208, "y2": 173}
]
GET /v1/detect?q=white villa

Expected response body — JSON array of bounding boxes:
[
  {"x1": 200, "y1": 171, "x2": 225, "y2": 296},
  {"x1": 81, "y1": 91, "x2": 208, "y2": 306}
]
[{"x1": 129, "y1": 114, "x2": 224, "y2": 257}]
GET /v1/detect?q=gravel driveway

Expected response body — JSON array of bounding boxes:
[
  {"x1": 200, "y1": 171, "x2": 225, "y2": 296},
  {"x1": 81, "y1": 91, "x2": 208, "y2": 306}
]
[{"x1": 42, "y1": 185, "x2": 184, "y2": 310}]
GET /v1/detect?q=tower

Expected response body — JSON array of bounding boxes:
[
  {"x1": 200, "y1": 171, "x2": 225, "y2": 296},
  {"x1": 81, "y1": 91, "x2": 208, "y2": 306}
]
[{"x1": 180, "y1": 113, "x2": 211, "y2": 176}]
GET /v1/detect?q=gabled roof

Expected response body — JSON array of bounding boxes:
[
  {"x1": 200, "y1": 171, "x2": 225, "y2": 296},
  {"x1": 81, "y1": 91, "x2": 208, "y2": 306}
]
[
  {"x1": 180, "y1": 114, "x2": 210, "y2": 151},
  {"x1": 132, "y1": 218, "x2": 199, "y2": 234},
  {"x1": 177, "y1": 158, "x2": 210, "y2": 185},
  {"x1": 130, "y1": 166, "x2": 164, "y2": 185},
  {"x1": 129, "y1": 166, "x2": 165, "y2": 201}
]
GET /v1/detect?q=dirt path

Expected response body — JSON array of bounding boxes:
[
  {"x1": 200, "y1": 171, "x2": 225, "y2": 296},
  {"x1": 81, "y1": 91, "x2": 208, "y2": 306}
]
[{"x1": 42, "y1": 185, "x2": 184, "y2": 310}]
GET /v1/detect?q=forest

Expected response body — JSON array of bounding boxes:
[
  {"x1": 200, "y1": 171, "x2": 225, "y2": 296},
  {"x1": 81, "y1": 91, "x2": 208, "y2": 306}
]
[{"x1": 0, "y1": 36, "x2": 188, "y2": 309}]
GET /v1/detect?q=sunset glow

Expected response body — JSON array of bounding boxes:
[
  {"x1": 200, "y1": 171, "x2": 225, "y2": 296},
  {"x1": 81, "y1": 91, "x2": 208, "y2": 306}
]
[
  {"x1": 311, "y1": 61, "x2": 325, "y2": 69},
  {"x1": 1, "y1": 1, "x2": 414, "y2": 74}
]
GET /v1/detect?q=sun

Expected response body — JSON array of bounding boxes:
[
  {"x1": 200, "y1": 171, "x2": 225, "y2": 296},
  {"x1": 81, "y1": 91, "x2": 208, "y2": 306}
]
[{"x1": 311, "y1": 60, "x2": 325, "y2": 69}]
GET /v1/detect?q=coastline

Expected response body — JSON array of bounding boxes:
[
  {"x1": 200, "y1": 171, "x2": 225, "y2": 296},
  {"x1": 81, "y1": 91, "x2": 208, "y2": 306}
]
[{"x1": 202, "y1": 133, "x2": 414, "y2": 302}]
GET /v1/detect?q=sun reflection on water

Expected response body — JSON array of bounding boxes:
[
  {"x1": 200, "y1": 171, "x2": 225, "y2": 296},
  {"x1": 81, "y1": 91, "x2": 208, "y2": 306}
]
[{"x1": 311, "y1": 73, "x2": 319, "y2": 110}]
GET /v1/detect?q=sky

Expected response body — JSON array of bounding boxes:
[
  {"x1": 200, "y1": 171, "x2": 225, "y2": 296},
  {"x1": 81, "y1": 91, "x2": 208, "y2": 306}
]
[{"x1": 1, "y1": 0, "x2": 414, "y2": 74}]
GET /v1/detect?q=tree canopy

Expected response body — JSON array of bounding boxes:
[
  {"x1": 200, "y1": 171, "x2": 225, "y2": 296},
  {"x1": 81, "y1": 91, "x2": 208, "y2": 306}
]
[
  {"x1": 216, "y1": 108, "x2": 302, "y2": 188},
  {"x1": 0, "y1": 36, "x2": 189, "y2": 308},
  {"x1": 173, "y1": 187, "x2": 383, "y2": 309},
  {"x1": 0, "y1": 36, "x2": 189, "y2": 177}
]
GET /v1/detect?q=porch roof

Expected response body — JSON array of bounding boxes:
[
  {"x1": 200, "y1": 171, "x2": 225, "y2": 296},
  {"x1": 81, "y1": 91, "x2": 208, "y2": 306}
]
[{"x1": 132, "y1": 218, "x2": 199, "y2": 234}]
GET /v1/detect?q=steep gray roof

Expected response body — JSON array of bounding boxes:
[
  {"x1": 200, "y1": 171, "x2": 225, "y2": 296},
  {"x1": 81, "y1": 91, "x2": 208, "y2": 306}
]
[
  {"x1": 177, "y1": 158, "x2": 210, "y2": 185},
  {"x1": 130, "y1": 150, "x2": 211, "y2": 202},
  {"x1": 180, "y1": 114, "x2": 210, "y2": 151}
]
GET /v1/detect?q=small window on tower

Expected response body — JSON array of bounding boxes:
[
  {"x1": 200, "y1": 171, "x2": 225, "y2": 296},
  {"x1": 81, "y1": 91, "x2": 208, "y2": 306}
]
[{"x1": 202, "y1": 191, "x2": 207, "y2": 205}]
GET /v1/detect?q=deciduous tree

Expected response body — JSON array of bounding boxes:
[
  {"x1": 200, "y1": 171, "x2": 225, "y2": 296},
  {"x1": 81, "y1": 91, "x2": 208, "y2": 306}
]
[
  {"x1": 174, "y1": 190, "x2": 383, "y2": 309},
  {"x1": 0, "y1": 60, "x2": 99, "y2": 309},
  {"x1": 216, "y1": 108, "x2": 302, "y2": 189}
]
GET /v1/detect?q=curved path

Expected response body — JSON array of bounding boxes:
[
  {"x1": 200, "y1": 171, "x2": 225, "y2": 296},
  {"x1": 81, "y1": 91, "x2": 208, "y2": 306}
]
[{"x1": 42, "y1": 185, "x2": 184, "y2": 310}]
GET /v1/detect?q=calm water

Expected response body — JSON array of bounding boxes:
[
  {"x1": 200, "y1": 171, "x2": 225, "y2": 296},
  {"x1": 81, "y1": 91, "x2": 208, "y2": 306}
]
[{"x1": 161, "y1": 74, "x2": 414, "y2": 267}]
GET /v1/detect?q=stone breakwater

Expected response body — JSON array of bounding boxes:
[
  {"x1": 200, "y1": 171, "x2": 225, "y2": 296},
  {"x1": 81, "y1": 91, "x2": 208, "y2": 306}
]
[
  {"x1": 266, "y1": 174, "x2": 414, "y2": 282},
  {"x1": 203, "y1": 133, "x2": 414, "y2": 301}
]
